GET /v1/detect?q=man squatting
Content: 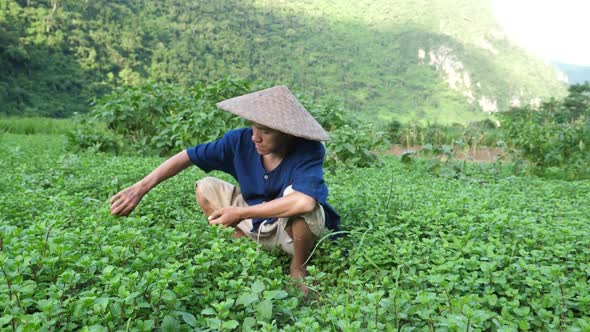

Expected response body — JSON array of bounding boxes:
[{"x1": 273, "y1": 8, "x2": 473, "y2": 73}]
[{"x1": 109, "y1": 86, "x2": 340, "y2": 294}]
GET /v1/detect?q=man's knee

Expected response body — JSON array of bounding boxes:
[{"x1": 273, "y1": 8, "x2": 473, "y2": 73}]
[
  {"x1": 195, "y1": 177, "x2": 219, "y2": 213},
  {"x1": 195, "y1": 177, "x2": 217, "y2": 197},
  {"x1": 287, "y1": 218, "x2": 315, "y2": 242}
]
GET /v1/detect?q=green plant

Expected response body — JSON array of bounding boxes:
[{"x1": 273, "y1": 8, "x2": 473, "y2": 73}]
[
  {"x1": 0, "y1": 116, "x2": 78, "y2": 135},
  {"x1": 498, "y1": 83, "x2": 590, "y2": 179},
  {"x1": 305, "y1": 98, "x2": 390, "y2": 169},
  {"x1": 324, "y1": 123, "x2": 389, "y2": 169},
  {"x1": 68, "y1": 78, "x2": 251, "y2": 155},
  {"x1": 71, "y1": 80, "x2": 388, "y2": 169},
  {"x1": 1, "y1": 0, "x2": 566, "y2": 122},
  {"x1": 2, "y1": 133, "x2": 590, "y2": 330}
]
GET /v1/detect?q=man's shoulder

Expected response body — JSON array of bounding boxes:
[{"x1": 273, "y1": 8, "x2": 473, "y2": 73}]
[
  {"x1": 225, "y1": 127, "x2": 251, "y2": 138},
  {"x1": 221, "y1": 127, "x2": 252, "y2": 145},
  {"x1": 290, "y1": 138, "x2": 325, "y2": 164},
  {"x1": 294, "y1": 138, "x2": 325, "y2": 154}
]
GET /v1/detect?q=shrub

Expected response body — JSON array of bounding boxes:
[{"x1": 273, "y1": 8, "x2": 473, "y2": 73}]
[
  {"x1": 68, "y1": 78, "x2": 251, "y2": 155},
  {"x1": 497, "y1": 83, "x2": 590, "y2": 180},
  {"x1": 71, "y1": 80, "x2": 389, "y2": 169},
  {"x1": 306, "y1": 97, "x2": 389, "y2": 169},
  {"x1": 324, "y1": 123, "x2": 389, "y2": 169}
]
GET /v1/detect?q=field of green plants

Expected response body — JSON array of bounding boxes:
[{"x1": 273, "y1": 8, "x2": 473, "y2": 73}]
[{"x1": 2, "y1": 131, "x2": 590, "y2": 331}]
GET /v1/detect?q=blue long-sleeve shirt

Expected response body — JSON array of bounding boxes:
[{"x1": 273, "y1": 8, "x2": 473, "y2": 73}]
[{"x1": 186, "y1": 128, "x2": 340, "y2": 232}]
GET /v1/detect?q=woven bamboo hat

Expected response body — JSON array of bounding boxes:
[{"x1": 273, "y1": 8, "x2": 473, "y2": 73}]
[{"x1": 216, "y1": 85, "x2": 330, "y2": 141}]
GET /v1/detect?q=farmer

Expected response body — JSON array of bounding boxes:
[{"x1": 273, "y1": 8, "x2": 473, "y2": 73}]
[{"x1": 110, "y1": 85, "x2": 340, "y2": 293}]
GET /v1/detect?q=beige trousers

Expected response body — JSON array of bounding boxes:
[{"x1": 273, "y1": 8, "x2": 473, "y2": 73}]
[{"x1": 195, "y1": 177, "x2": 326, "y2": 255}]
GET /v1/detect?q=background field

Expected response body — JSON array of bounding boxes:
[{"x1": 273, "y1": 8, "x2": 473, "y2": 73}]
[{"x1": 2, "y1": 133, "x2": 589, "y2": 331}]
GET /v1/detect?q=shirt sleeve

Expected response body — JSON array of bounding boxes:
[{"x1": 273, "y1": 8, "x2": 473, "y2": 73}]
[
  {"x1": 185, "y1": 130, "x2": 239, "y2": 175},
  {"x1": 290, "y1": 142, "x2": 328, "y2": 204}
]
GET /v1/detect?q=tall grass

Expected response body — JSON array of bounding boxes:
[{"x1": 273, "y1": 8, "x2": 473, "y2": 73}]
[
  {"x1": 0, "y1": 117, "x2": 78, "y2": 135},
  {"x1": 385, "y1": 119, "x2": 504, "y2": 151}
]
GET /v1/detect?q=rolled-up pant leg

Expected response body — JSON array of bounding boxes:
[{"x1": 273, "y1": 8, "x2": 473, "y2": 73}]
[{"x1": 195, "y1": 177, "x2": 327, "y2": 255}]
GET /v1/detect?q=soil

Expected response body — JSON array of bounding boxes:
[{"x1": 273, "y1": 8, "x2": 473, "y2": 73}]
[{"x1": 386, "y1": 145, "x2": 509, "y2": 163}]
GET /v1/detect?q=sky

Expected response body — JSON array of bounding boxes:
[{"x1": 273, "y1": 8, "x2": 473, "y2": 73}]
[{"x1": 491, "y1": 0, "x2": 590, "y2": 66}]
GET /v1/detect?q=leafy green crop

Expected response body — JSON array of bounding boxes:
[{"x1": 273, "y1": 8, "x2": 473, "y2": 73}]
[{"x1": 2, "y1": 133, "x2": 590, "y2": 330}]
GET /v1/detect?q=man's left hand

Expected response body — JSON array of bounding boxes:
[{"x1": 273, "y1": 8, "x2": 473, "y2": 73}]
[{"x1": 208, "y1": 207, "x2": 244, "y2": 227}]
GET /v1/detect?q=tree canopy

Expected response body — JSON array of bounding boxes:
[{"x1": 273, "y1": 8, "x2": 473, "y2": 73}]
[{"x1": 1, "y1": 0, "x2": 566, "y2": 122}]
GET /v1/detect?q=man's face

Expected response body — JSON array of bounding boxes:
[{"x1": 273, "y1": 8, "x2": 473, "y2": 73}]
[{"x1": 251, "y1": 123, "x2": 292, "y2": 156}]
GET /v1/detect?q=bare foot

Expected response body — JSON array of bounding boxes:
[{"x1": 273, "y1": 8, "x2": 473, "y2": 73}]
[
  {"x1": 290, "y1": 265, "x2": 310, "y2": 297},
  {"x1": 299, "y1": 283, "x2": 310, "y2": 297},
  {"x1": 287, "y1": 276, "x2": 310, "y2": 298}
]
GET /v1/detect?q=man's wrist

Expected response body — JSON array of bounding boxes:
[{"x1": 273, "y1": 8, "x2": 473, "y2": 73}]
[
  {"x1": 237, "y1": 206, "x2": 250, "y2": 220},
  {"x1": 136, "y1": 179, "x2": 153, "y2": 193}
]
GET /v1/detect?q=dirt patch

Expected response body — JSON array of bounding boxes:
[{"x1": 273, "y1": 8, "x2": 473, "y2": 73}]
[{"x1": 386, "y1": 145, "x2": 508, "y2": 163}]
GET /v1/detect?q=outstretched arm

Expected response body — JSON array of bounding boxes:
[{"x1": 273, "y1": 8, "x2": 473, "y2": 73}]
[{"x1": 110, "y1": 150, "x2": 193, "y2": 216}]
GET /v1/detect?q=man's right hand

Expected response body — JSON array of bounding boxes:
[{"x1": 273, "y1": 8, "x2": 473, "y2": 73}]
[
  {"x1": 110, "y1": 184, "x2": 147, "y2": 216},
  {"x1": 109, "y1": 150, "x2": 192, "y2": 216}
]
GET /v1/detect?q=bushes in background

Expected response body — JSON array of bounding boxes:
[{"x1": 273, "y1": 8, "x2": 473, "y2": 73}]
[
  {"x1": 67, "y1": 79, "x2": 250, "y2": 155},
  {"x1": 69, "y1": 79, "x2": 388, "y2": 168},
  {"x1": 498, "y1": 83, "x2": 589, "y2": 180}
]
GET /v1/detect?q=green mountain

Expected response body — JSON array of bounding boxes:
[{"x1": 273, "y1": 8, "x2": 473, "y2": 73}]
[{"x1": 0, "y1": 0, "x2": 566, "y2": 123}]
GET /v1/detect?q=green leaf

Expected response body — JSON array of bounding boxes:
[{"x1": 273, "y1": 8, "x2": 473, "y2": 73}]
[
  {"x1": 486, "y1": 294, "x2": 498, "y2": 306},
  {"x1": 141, "y1": 320, "x2": 155, "y2": 330},
  {"x1": 224, "y1": 320, "x2": 240, "y2": 330},
  {"x1": 161, "y1": 315, "x2": 180, "y2": 332},
  {"x1": 251, "y1": 280, "x2": 265, "y2": 294},
  {"x1": 518, "y1": 319, "x2": 530, "y2": 330},
  {"x1": 207, "y1": 318, "x2": 221, "y2": 329},
  {"x1": 0, "y1": 315, "x2": 13, "y2": 327},
  {"x1": 236, "y1": 292, "x2": 259, "y2": 306},
  {"x1": 19, "y1": 281, "x2": 37, "y2": 294},
  {"x1": 344, "y1": 143, "x2": 356, "y2": 153},
  {"x1": 256, "y1": 299, "x2": 272, "y2": 321},
  {"x1": 93, "y1": 297, "x2": 109, "y2": 313},
  {"x1": 401, "y1": 151, "x2": 415, "y2": 164},
  {"x1": 161, "y1": 289, "x2": 176, "y2": 304},
  {"x1": 87, "y1": 325, "x2": 108, "y2": 332},
  {"x1": 201, "y1": 307, "x2": 216, "y2": 316},
  {"x1": 102, "y1": 265, "x2": 114, "y2": 275},
  {"x1": 177, "y1": 311, "x2": 197, "y2": 327},
  {"x1": 264, "y1": 290, "x2": 288, "y2": 300},
  {"x1": 513, "y1": 306, "x2": 530, "y2": 316},
  {"x1": 242, "y1": 317, "x2": 256, "y2": 331}
]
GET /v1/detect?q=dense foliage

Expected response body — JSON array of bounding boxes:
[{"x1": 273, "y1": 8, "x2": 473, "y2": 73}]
[
  {"x1": 67, "y1": 79, "x2": 251, "y2": 155},
  {"x1": 386, "y1": 119, "x2": 502, "y2": 149},
  {"x1": 498, "y1": 83, "x2": 590, "y2": 179},
  {"x1": 1, "y1": 0, "x2": 565, "y2": 122},
  {"x1": 69, "y1": 79, "x2": 388, "y2": 169},
  {"x1": 2, "y1": 134, "x2": 589, "y2": 330}
]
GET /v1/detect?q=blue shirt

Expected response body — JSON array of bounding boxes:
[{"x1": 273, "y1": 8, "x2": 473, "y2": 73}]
[{"x1": 186, "y1": 128, "x2": 340, "y2": 232}]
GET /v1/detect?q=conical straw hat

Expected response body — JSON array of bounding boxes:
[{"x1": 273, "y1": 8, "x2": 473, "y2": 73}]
[{"x1": 216, "y1": 85, "x2": 330, "y2": 141}]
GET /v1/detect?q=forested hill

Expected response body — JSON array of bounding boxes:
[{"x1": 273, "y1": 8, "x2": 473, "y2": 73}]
[{"x1": 1, "y1": 0, "x2": 566, "y2": 122}]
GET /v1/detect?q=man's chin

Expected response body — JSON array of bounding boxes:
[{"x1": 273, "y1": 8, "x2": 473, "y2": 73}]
[{"x1": 255, "y1": 145, "x2": 269, "y2": 155}]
